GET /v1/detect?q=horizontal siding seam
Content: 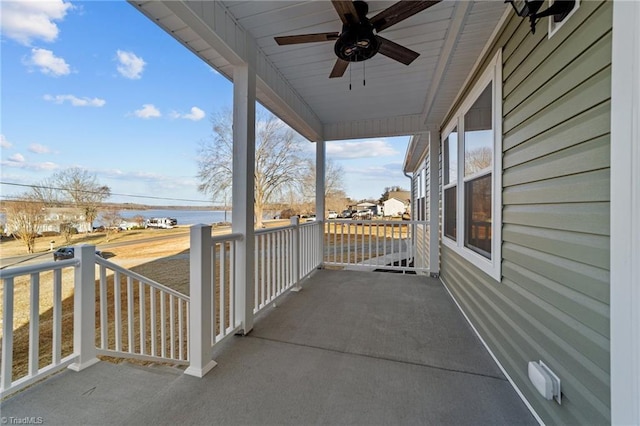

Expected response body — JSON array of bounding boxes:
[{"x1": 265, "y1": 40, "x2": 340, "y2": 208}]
[
  {"x1": 502, "y1": 264, "x2": 610, "y2": 339},
  {"x1": 503, "y1": 30, "x2": 612, "y2": 116},
  {"x1": 504, "y1": 64, "x2": 611, "y2": 136},
  {"x1": 503, "y1": 140, "x2": 611, "y2": 172},
  {"x1": 442, "y1": 253, "x2": 610, "y2": 422}
]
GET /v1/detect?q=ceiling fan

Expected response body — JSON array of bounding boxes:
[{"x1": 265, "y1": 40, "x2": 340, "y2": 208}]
[{"x1": 274, "y1": 0, "x2": 442, "y2": 79}]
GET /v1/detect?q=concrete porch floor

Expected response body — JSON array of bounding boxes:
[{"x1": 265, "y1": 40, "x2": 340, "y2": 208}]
[{"x1": 1, "y1": 269, "x2": 537, "y2": 425}]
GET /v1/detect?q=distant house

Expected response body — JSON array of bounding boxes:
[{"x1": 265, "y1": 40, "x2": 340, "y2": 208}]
[
  {"x1": 382, "y1": 198, "x2": 407, "y2": 217},
  {"x1": 387, "y1": 190, "x2": 410, "y2": 204},
  {"x1": 43, "y1": 208, "x2": 92, "y2": 234},
  {"x1": 3, "y1": 207, "x2": 91, "y2": 236}
]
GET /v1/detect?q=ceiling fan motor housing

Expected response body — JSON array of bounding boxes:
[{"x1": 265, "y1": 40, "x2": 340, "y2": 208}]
[{"x1": 334, "y1": 22, "x2": 379, "y2": 62}]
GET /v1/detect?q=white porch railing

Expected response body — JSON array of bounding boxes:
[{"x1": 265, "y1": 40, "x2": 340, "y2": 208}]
[
  {"x1": 185, "y1": 219, "x2": 322, "y2": 377},
  {"x1": 0, "y1": 245, "x2": 192, "y2": 399},
  {"x1": 95, "y1": 258, "x2": 190, "y2": 365},
  {"x1": 253, "y1": 218, "x2": 322, "y2": 315},
  {"x1": 324, "y1": 219, "x2": 430, "y2": 273},
  {"x1": 0, "y1": 217, "x2": 337, "y2": 396},
  {"x1": 0, "y1": 258, "x2": 79, "y2": 399},
  {"x1": 299, "y1": 220, "x2": 323, "y2": 279}
]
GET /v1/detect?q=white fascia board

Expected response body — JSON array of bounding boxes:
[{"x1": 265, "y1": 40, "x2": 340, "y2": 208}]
[{"x1": 323, "y1": 114, "x2": 429, "y2": 141}]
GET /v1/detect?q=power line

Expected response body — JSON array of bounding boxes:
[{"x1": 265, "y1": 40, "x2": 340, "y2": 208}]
[{"x1": 0, "y1": 181, "x2": 219, "y2": 204}]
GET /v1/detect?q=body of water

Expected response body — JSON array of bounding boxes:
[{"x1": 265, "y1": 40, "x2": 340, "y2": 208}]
[{"x1": 107, "y1": 209, "x2": 229, "y2": 226}]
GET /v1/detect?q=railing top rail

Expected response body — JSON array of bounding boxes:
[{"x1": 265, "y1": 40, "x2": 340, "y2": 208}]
[
  {"x1": 255, "y1": 224, "x2": 294, "y2": 235},
  {"x1": 327, "y1": 219, "x2": 430, "y2": 226},
  {"x1": 300, "y1": 221, "x2": 321, "y2": 228},
  {"x1": 210, "y1": 232, "x2": 243, "y2": 244},
  {"x1": 96, "y1": 257, "x2": 189, "y2": 301},
  {"x1": 0, "y1": 258, "x2": 79, "y2": 279}
]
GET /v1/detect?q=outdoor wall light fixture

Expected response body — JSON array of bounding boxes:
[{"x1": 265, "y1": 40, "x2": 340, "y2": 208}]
[{"x1": 505, "y1": 0, "x2": 576, "y2": 34}]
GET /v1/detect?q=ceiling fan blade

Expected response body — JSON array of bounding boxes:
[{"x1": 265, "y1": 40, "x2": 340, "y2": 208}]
[
  {"x1": 274, "y1": 32, "x2": 340, "y2": 45},
  {"x1": 371, "y1": 0, "x2": 442, "y2": 32},
  {"x1": 376, "y1": 36, "x2": 420, "y2": 65},
  {"x1": 331, "y1": 0, "x2": 360, "y2": 25},
  {"x1": 329, "y1": 59, "x2": 350, "y2": 78}
]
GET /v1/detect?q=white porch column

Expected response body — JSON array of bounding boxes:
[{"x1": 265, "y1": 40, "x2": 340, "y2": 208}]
[
  {"x1": 316, "y1": 140, "x2": 326, "y2": 267},
  {"x1": 428, "y1": 132, "x2": 440, "y2": 276},
  {"x1": 185, "y1": 224, "x2": 216, "y2": 378},
  {"x1": 232, "y1": 45, "x2": 257, "y2": 335},
  {"x1": 610, "y1": 0, "x2": 640, "y2": 424},
  {"x1": 69, "y1": 245, "x2": 99, "y2": 372}
]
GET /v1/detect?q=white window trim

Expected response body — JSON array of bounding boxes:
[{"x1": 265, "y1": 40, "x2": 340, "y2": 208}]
[
  {"x1": 548, "y1": 0, "x2": 580, "y2": 38},
  {"x1": 441, "y1": 50, "x2": 502, "y2": 281}
]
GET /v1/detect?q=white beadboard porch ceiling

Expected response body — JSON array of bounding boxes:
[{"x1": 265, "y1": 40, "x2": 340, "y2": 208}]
[{"x1": 131, "y1": 1, "x2": 507, "y2": 169}]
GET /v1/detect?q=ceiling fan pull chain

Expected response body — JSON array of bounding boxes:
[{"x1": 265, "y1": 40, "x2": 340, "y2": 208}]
[{"x1": 363, "y1": 61, "x2": 366, "y2": 87}]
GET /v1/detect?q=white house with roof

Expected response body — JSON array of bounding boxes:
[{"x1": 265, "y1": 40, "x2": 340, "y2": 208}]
[{"x1": 382, "y1": 197, "x2": 406, "y2": 217}]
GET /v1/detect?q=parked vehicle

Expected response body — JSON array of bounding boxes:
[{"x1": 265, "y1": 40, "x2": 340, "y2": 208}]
[
  {"x1": 146, "y1": 217, "x2": 176, "y2": 229},
  {"x1": 328, "y1": 211, "x2": 338, "y2": 219},
  {"x1": 352, "y1": 210, "x2": 372, "y2": 220},
  {"x1": 53, "y1": 247, "x2": 103, "y2": 261},
  {"x1": 340, "y1": 209, "x2": 355, "y2": 218}
]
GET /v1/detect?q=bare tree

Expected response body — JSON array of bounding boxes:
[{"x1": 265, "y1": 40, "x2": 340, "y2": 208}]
[
  {"x1": 31, "y1": 177, "x2": 61, "y2": 206},
  {"x1": 301, "y1": 158, "x2": 345, "y2": 200},
  {"x1": 100, "y1": 207, "x2": 123, "y2": 242},
  {"x1": 53, "y1": 167, "x2": 111, "y2": 232},
  {"x1": 197, "y1": 109, "x2": 306, "y2": 228},
  {"x1": 4, "y1": 195, "x2": 45, "y2": 253},
  {"x1": 465, "y1": 147, "x2": 492, "y2": 176}
]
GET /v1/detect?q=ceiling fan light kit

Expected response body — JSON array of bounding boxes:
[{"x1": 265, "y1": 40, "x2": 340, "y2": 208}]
[{"x1": 274, "y1": 0, "x2": 442, "y2": 79}]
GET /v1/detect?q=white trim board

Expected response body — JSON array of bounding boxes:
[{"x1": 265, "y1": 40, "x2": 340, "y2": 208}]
[{"x1": 610, "y1": 1, "x2": 640, "y2": 425}]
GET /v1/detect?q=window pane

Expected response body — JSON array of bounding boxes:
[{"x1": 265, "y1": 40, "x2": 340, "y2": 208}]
[
  {"x1": 444, "y1": 186, "x2": 456, "y2": 240},
  {"x1": 464, "y1": 174, "x2": 492, "y2": 258},
  {"x1": 464, "y1": 84, "x2": 492, "y2": 177},
  {"x1": 443, "y1": 129, "x2": 458, "y2": 185}
]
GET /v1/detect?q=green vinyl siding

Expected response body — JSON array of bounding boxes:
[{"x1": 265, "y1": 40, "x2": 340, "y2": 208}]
[{"x1": 440, "y1": 1, "x2": 612, "y2": 424}]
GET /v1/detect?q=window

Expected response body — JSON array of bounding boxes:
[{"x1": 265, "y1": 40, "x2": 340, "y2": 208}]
[
  {"x1": 414, "y1": 165, "x2": 428, "y2": 221},
  {"x1": 441, "y1": 50, "x2": 502, "y2": 280},
  {"x1": 463, "y1": 83, "x2": 493, "y2": 258},
  {"x1": 443, "y1": 129, "x2": 458, "y2": 240}
]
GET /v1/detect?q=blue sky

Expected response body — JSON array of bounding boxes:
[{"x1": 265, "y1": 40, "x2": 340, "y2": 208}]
[{"x1": 0, "y1": 0, "x2": 410, "y2": 206}]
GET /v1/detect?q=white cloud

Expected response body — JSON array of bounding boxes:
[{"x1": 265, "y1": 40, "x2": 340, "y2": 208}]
[
  {"x1": 170, "y1": 106, "x2": 205, "y2": 121},
  {"x1": 326, "y1": 140, "x2": 399, "y2": 159},
  {"x1": 8, "y1": 153, "x2": 25, "y2": 162},
  {"x1": 133, "y1": 104, "x2": 161, "y2": 119},
  {"x1": 116, "y1": 50, "x2": 145, "y2": 79},
  {"x1": 0, "y1": 135, "x2": 13, "y2": 149},
  {"x1": 1, "y1": 159, "x2": 59, "y2": 171},
  {"x1": 0, "y1": 0, "x2": 72, "y2": 45},
  {"x1": 351, "y1": 163, "x2": 405, "y2": 177},
  {"x1": 28, "y1": 143, "x2": 51, "y2": 154},
  {"x1": 43, "y1": 94, "x2": 106, "y2": 107},
  {"x1": 26, "y1": 48, "x2": 70, "y2": 76}
]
